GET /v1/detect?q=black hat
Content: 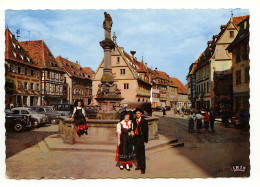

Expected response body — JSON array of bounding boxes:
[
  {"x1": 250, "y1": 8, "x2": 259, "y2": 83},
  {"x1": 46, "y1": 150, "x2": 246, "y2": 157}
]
[{"x1": 134, "y1": 108, "x2": 144, "y2": 114}]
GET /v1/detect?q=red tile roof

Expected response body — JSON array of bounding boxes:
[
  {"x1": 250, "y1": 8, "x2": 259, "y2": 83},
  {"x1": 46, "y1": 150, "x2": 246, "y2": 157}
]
[
  {"x1": 170, "y1": 77, "x2": 187, "y2": 94},
  {"x1": 20, "y1": 40, "x2": 63, "y2": 72},
  {"x1": 82, "y1": 67, "x2": 95, "y2": 80},
  {"x1": 5, "y1": 29, "x2": 40, "y2": 69},
  {"x1": 56, "y1": 56, "x2": 89, "y2": 79},
  {"x1": 233, "y1": 15, "x2": 250, "y2": 26},
  {"x1": 138, "y1": 61, "x2": 146, "y2": 73}
]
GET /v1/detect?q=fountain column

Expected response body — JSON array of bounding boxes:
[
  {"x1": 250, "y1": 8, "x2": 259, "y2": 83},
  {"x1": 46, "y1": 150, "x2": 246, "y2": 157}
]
[{"x1": 95, "y1": 12, "x2": 123, "y2": 120}]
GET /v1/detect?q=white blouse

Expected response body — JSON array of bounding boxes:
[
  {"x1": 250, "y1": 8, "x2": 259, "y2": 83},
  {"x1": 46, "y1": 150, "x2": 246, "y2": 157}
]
[
  {"x1": 72, "y1": 106, "x2": 86, "y2": 117},
  {"x1": 116, "y1": 120, "x2": 133, "y2": 134}
]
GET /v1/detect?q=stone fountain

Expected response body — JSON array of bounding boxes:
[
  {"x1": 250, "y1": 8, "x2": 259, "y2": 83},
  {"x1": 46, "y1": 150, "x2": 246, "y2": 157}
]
[{"x1": 54, "y1": 12, "x2": 159, "y2": 147}]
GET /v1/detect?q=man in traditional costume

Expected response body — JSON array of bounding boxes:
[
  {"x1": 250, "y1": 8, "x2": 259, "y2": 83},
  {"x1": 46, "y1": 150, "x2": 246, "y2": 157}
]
[{"x1": 133, "y1": 108, "x2": 148, "y2": 174}]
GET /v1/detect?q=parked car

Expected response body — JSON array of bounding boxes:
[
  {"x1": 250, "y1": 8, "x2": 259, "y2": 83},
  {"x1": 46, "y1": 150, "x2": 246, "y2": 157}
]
[
  {"x1": 30, "y1": 106, "x2": 61, "y2": 124},
  {"x1": 52, "y1": 104, "x2": 74, "y2": 117},
  {"x1": 11, "y1": 107, "x2": 48, "y2": 127},
  {"x1": 165, "y1": 106, "x2": 171, "y2": 111},
  {"x1": 5, "y1": 113, "x2": 33, "y2": 132},
  {"x1": 153, "y1": 106, "x2": 162, "y2": 111}
]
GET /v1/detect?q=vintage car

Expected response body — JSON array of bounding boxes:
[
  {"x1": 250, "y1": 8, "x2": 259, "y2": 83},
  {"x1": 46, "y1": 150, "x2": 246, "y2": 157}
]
[
  {"x1": 5, "y1": 113, "x2": 33, "y2": 132},
  {"x1": 11, "y1": 107, "x2": 48, "y2": 127},
  {"x1": 52, "y1": 104, "x2": 74, "y2": 117},
  {"x1": 30, "y1": 106, "x2": 61, "y2": 124}
]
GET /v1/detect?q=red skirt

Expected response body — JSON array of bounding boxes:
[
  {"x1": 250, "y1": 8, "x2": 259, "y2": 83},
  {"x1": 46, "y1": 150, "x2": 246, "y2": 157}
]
[{"x1": 75, "y1": 124, "x2": 88, "y2": 132}]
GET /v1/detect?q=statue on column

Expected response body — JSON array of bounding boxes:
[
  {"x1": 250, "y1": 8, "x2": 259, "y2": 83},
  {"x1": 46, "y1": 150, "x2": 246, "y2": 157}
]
[{"x1": 103, "y1": 12, "x2": 113, "y2": 39}]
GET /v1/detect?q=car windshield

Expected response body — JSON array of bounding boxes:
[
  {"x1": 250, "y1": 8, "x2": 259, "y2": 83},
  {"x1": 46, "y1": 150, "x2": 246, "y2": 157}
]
[
  {"x1": 28, "y1": 109, "x2": 38, "y2": 114},
  {"x1": 45, "y1": 108, "x2": 52, "y2": 112}
]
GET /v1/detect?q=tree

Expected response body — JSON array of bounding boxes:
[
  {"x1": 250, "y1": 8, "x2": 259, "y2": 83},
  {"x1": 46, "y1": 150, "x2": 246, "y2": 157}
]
[{"x1": 5, "y1": 76, "x2": 14, "y2": 95}]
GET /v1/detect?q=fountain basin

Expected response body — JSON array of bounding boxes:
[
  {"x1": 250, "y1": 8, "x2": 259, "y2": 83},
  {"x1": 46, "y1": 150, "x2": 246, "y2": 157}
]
[{"x1": 57, "y1": 117, "x2": 159, "y2": 145}]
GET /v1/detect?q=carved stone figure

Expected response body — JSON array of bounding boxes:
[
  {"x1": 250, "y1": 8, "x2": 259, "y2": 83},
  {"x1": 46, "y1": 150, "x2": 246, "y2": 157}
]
[{"x1": 103, "y1": 12, "x2": 113, "y2": 39}]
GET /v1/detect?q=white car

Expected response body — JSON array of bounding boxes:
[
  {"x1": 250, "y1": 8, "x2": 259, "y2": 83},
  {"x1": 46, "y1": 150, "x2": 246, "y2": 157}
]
[{"x1": 11, "y1": 107, "x2": 48, "y2": 127}]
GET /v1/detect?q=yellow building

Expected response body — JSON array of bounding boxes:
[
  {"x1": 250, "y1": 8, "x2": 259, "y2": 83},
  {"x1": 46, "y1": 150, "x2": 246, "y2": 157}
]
[{"x1": 93, "y1": 35, "x2": 152, "y2": 105}]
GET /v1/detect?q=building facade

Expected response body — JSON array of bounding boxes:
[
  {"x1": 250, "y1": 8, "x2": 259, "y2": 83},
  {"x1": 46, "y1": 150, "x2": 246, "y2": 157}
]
[
  {"x1": 92, "y1": 36, "x2": 152, "y2": 105},
  {"x1": 56, "y1": 56, "x2": 93, "y2": 105},
  {"x1": 227, "y1": 16, "x2": 250, "y2": 114},
  {"x1": 187, "y1": 15, "x2": 249, "y2": 111},
  {"x1": 5, "y1": 29, "x2": 41, "y2": 107},
  {"x1": 20, "y1": 40, "x2": 67, "y2": 105}
]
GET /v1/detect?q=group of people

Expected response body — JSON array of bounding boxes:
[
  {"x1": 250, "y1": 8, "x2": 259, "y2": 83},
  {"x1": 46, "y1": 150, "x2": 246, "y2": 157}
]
[
  {"x1": 71, "y1": 100, "x2": 149, "y2": 174},
  {"x1": 115, "y1": 108, "x2": 148, "y2": 174},
  {"x1": 187, "y1": 108, "x2": 215, "y2": 133}
]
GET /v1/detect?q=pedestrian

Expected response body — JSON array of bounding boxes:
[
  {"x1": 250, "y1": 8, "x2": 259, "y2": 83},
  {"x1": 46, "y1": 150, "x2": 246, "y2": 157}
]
[
  {"x1": 240, "y1": 109, "x2": 249, "y2": 131},
  {"x1": 71, "y1": 100, "x2": 88, "y2": 137},
  {"x1": 222, "y1": 109, "x2": 229, "y2": 128},
  {"x1": 187, "y1": 112, "x2": 195, "y2": 132},
  {"x1": 181, "y1": 106, "x2": 185, "y2": 116},
  {"x1": 162, "y1": 107, "x2": 166, "y2": 117},
  {"x1": 133, "y1": 108, "x2": 149, "y2": 174},
  {"x1": 115, "y1": 112, "x2": 134, "y2": 171},
  {"x1": 209, "y1": 108, "x2": 215, "y2": 132},
  {"x1": 9, "y1": 101, "x2": 14, "y2": 109},
  {"x1": 203, "y1": 110, "x2": 210, "y2": 132},
  {"x1": 195, "y1": 111, "x2": 203, "y2": 133}
]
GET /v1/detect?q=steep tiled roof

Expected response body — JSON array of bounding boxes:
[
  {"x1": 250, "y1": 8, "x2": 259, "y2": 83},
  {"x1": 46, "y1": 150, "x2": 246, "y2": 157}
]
[
  {"x1": 20, "y1": 40, "x2": 63, "y2": 72},
  {"x1": 170, "y1": 77, "x2": 187, "y2": 94},
  {"x1": 82, "y1": 67, "x2": 95, "y2": 80},
  {"x1": 138, "y1": 61, "x2": 146, "y2": 73},
  {"x1": 232, "y1": 15, "x2": 250, "y2": 26},
  {"x1": 5, "y1": 29, "x2": 40, "y2": 68},
  {"x1": 56, "y1": 56, "x2": 89, "y2": 79}
]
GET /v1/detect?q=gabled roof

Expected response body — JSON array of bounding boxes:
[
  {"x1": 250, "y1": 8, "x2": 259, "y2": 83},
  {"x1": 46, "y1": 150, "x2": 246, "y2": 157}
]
[
  {"x1": 82, "y1": 67, "x2": 95, "y2": 80},
  {"x1": 232, "y1": 15, "x2": 250, "y2": 26},
  {"x1": 20, "y1": 40, "x2": 63, "y2": 72},
  {"x1": 56, "y1": 56, "x2": 90, "y2": 79},
  {"x1": 170, "y1": 77, "x2": 187, "y2": 94},
  {"x1": 5, "y1": 29, "x2": 40, "y2": 69}
]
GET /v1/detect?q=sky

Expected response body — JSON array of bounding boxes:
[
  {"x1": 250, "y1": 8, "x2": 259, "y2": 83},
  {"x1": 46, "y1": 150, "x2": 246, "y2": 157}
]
[{"x1": 5, "y1": 9, "x2": 249, "y2": 84}]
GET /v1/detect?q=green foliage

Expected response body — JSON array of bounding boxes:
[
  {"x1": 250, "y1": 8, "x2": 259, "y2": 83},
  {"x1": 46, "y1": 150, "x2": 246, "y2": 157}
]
[{"x1": 5, "y1": 76, "x2": 14, "y2": 95}]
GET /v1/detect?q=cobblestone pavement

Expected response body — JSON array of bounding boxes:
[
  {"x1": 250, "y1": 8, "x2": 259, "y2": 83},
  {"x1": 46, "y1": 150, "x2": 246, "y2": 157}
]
[{"x1": 5, "y1": 112, "x2": 250, "y2": 178}]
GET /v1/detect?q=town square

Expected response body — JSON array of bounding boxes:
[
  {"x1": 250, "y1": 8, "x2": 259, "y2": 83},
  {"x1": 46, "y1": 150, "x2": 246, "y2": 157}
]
[{"x1": 1, "y1": 1, "x2": 260, "y2": 187}]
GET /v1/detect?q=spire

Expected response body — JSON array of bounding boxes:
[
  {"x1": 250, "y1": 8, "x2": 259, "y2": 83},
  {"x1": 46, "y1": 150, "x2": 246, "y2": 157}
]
[
  {"x1": 230, "y1": 10, "x2": 233, "y2": 22},
  {"x1": 142, "y1": 53, "x2": 143, "y2": 62},
  {"x1": 112, "y1": 32, "x2": 117, "y2": 43}
]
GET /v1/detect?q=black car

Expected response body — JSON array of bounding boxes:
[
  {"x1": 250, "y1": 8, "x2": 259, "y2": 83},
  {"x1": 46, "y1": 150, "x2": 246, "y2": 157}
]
[
  {"x1": 153, "y1": 106, "x2": 162, "y2": 111},
  {"x1": 5, "y1": 114, "x2": 33, "y2": 132},
  {"x1": 165, "y1": 106, "x2": 171, "y2": 111}
]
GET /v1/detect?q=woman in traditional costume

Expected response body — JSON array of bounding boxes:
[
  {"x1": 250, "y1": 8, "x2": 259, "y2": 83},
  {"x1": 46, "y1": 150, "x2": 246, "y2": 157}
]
[
  {"x1": 72, "y1": 100, "x2": 88, "y2": 137},
  {"x1": 115, "y1": 112, "x2": 134, "y2": 171}
]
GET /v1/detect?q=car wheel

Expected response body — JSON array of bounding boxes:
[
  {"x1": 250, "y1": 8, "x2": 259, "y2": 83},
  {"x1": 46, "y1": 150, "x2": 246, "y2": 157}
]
[{"x1": 14, "y1": 122, "x2": 24, "y2": 132}]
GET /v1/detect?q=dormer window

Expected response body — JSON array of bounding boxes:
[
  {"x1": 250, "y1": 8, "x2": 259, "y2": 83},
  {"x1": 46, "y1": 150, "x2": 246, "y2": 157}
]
[
  {"x1": 20, "y1": 55, "x2": 24, "y2": 60},
  {"x1": 13, "y1": 52, "x2": 17, "y2": 58},
  {"x1": 244, "y1": 21, "x2": 247, "y2": 29},
  {"x1": 12, "y1": 42, "x2": 16, "y2": 48},
  {"x1": 80, "y1": 67, "x2": 82, "y2": 70},
  {"x1": 27, "y1": 57, "x2": 30, "y2": 62}
]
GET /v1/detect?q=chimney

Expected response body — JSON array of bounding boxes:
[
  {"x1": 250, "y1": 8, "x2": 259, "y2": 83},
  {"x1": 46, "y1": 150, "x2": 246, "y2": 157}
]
[
  {"x1": 76, "y1": 61, "x2": 78, "y2": 64},
  {"x1": 155, "y1": 67, "x2": 158, "y2": 71},
  {"x1": 130, "y1": 51, "x2": 136, "y2": 57},
  {"x1": 145, "y1": 63, "x2": 147, "y2": 68},
  {"x1": 151, "y1": 66, "x2": 153, "y2": 70}
]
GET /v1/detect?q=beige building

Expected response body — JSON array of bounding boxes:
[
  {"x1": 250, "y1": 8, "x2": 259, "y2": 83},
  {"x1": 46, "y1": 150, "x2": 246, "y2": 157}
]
[
  {"x1": 56, "y1": 56, "x2": 93, "y2": 105},
  {"x1": 189, "y1": 15, "x2": 249, "y2": 110},
  {"x1": 227, "y1": 16, "x2": 250, "y2": 114},
  {"x1": 93, "y1": 36, "x2": 152, "y2": 105}
]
